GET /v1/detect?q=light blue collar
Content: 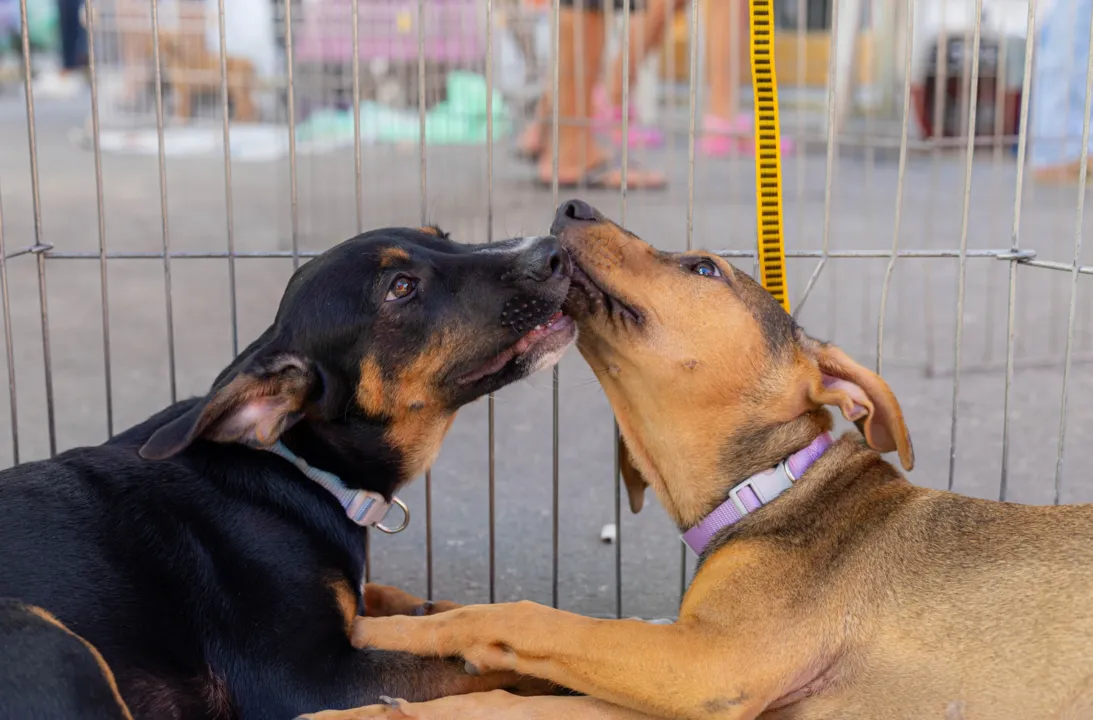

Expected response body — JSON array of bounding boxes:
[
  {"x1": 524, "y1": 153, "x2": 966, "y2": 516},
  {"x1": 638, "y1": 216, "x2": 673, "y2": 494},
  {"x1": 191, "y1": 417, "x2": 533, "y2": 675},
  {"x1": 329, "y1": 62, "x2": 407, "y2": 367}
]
[{"x1": 266, "y1": 442, "x2": 409, "y2": 534}]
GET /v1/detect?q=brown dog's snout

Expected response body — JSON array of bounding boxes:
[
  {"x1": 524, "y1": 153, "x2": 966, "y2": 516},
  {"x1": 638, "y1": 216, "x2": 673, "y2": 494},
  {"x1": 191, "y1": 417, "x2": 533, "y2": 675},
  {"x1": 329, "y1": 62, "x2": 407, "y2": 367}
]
[
  {"x1": 515, "y1": 235, "x2": 571, "y2": 283},
  {"x1": 551, "y1": 199, "x2": 601, "y2": 235}
]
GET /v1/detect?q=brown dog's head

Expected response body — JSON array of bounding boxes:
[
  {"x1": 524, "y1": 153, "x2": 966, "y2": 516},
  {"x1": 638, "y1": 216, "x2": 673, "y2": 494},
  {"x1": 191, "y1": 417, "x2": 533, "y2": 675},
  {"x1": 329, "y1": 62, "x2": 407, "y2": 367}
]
[
  {"x1": 552, "y1": 200, "x2": 913, "y2": 529},
  {"x1": 138, "y1": 226, "x2": 576, "y2": 499}
]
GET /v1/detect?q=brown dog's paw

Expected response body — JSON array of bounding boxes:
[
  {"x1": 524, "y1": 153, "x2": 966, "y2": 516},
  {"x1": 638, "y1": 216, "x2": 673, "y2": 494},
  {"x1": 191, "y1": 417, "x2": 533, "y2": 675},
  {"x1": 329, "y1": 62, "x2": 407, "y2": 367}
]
[
  {"x1": 363, "y1": 584, "x2": 461, "y2": 618},
  {"x1": 295, "y1": 698, "x2": 408, "y2": 720},
  {"x1": 322, "y1": 691, "x2": 530, "y2": 720}
]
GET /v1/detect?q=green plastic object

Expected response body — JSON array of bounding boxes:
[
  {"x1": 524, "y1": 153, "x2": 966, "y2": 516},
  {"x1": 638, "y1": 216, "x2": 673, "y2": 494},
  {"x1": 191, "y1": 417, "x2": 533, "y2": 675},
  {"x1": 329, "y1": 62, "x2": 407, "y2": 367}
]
[
  {"x1": 23, "y1": 0, "x2": 59, "y2": 50},
  {"x1": 296, "y1": 71, "x2": 510, "y2": 147}
]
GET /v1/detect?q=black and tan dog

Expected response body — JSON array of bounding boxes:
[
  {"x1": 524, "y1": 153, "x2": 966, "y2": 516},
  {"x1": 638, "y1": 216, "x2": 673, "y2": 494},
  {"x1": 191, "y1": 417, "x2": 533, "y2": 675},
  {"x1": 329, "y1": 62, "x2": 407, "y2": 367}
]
[
  {"x1": 341, "y1": 202, "x2": 1093, "y2": 720},
  {"x1": 0, "y1": 226, "x2": 576, "y2": 719}
]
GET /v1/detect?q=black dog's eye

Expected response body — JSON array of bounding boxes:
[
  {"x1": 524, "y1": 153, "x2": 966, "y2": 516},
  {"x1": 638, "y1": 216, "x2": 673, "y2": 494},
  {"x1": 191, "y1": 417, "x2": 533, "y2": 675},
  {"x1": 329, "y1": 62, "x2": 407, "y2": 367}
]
[
  {"x1": 386, "y1": 276, "x2": 418, "y2": 302},
  {"x1": 691, "y1": 260, "x2": 721, "y2": 278}
]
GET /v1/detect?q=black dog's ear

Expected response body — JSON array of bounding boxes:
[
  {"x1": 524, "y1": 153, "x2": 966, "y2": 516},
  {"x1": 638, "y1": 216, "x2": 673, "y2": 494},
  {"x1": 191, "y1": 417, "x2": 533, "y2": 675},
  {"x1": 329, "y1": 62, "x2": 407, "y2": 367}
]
[{"x1": 139, "y1": 353, "x2": 317, "y2": 461}]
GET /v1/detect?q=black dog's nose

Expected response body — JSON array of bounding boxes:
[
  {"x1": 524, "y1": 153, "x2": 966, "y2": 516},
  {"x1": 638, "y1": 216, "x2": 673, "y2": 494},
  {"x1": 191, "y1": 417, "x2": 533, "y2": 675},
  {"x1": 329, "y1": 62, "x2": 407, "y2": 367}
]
[
  {"x1": 518, "y1": 235, "x2": 571, "y2": 282},
  {"x1": 551, "y1": 199, "x2": 600, "y2": 234}
]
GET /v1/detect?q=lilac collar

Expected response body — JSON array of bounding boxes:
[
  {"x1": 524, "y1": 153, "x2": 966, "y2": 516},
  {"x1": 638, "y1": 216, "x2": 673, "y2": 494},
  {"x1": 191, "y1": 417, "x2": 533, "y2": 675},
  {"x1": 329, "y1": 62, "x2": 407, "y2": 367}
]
[{"x1": 681, "y1": 432, "x2": 834, "y2": 555}]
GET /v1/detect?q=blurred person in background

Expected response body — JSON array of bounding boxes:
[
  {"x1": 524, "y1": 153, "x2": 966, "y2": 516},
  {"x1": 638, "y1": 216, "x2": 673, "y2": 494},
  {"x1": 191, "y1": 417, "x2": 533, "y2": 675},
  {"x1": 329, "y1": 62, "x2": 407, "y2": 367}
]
[
  {"x1": 33, "y1": 0, "x2": 87, "y2": 97},
  {"x1": 1030, "y1": 0, "x2": 1093, "y2": 183},
  {"x1": 518, "y1": 0, "x2": 669, "y2": 189},
  {"x1": 602, "y1": 0, "x2": 795, "y2": 156},
  {"x1": 516, "y1": 0, "x2": 795, "y2": 189}
]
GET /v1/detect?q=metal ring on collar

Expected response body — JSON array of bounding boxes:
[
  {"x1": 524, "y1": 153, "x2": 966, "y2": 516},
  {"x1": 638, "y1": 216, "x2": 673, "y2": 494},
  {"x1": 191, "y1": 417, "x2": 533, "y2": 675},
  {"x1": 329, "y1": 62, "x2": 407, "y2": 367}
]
[{"x1": 375, "y1": 497, "x2": 410, "y2": 534}]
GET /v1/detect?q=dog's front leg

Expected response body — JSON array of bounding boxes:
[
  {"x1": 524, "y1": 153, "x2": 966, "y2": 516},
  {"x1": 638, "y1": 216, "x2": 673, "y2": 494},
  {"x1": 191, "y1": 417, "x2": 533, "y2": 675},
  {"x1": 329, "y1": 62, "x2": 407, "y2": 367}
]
[
  {"x1": 352, "y1": 603, "x2": 776, "y2": 720},
  {"x1": 300, "y1": 691, "x2": 663, "y2": 720}
]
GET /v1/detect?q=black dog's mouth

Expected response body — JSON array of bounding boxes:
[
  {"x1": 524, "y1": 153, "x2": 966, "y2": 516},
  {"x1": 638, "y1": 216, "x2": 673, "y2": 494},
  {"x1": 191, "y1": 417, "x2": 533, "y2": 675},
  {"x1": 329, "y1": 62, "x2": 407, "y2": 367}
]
[
  {"x1": 564, "y1": 261, "x2": 642, "y2": 326},
  {"x1": 455, "y1": 311, "x2": 576, "y2": 386}
]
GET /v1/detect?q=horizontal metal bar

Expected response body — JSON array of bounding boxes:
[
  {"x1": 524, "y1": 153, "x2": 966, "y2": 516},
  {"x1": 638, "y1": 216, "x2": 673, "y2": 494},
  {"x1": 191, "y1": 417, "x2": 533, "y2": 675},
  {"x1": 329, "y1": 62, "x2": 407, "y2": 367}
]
[
  {"x1": 21, "y1": 248, "x2": 1047, "y2": 262},
  {"x1": 3, "y1": 243, "x2": 52, "y2": 260},
  {"x1": 1023, "y1": 259, "x2": 1093, "y2": 276},
  {"x1": 28, "y1": 250, "x2": 325, "y2": 260},
  {"x1": 909, "y1": 353, "x2": 1093, "y2": 378}
]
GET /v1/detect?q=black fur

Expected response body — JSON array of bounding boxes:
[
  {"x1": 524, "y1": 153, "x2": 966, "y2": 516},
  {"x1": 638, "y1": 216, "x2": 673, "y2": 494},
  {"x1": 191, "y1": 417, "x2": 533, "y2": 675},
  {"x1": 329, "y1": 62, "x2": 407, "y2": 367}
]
[{"x1": 0, "y1": 227, "x2": 572, "y2": 719}]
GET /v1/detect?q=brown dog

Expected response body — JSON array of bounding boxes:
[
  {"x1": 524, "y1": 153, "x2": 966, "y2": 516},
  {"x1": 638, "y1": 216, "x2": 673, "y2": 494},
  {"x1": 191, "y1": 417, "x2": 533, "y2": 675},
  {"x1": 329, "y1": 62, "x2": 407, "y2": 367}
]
[
  {"x1": 115, "y1": 0, "x2": 258, "y2": 123},
  {"x1": 334, "y1": 200, "x2": 1093, "y2": 720}
]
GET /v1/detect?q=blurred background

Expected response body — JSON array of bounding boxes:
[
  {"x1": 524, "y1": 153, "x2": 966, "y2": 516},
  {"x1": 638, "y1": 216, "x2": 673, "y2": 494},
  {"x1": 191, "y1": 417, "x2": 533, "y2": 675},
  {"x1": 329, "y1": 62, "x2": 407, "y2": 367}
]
[{"x1": 2, "y1": 0, "x2": 1093, "y2": 619}]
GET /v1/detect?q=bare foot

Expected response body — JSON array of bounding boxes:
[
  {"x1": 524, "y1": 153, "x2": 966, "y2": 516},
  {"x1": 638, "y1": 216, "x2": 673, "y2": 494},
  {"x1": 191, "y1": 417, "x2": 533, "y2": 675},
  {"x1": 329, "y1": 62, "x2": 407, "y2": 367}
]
[{"x1": 536, "y1": 148, "x2": 668, "y2": 190}]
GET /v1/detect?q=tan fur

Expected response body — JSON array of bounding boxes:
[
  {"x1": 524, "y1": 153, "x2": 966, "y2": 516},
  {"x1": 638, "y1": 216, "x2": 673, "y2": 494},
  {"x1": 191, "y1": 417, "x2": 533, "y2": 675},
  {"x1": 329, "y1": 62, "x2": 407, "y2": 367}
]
[
  {"x1": 356, "y1": 337, "x2": 458, "y2": 481},
  {"x1": 380, "y1": 248, "x2": 412, "y2": 267},
  {"x1": 348, "y1": 208, "x2": 1093, "y2": 720},
  {"x1": 29, "y1": 607, "x2": 136, "y2": 720},
  {"x1": 328, "y1": 578, "x2": 359, "y2": 636},
  {"x1": 364, "y1": 584, "x2": 460, "y2": 618}
]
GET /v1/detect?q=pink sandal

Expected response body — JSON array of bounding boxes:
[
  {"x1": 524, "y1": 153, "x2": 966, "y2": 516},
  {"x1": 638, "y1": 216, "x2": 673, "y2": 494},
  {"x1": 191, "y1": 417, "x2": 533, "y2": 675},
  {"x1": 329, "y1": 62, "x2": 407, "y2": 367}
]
[
  {"x1": 593, "y1": 86, "x2": 665, "y2": 150},
  {"x1": 699, "y1": 113, "x2": 796, "y2": 157}
]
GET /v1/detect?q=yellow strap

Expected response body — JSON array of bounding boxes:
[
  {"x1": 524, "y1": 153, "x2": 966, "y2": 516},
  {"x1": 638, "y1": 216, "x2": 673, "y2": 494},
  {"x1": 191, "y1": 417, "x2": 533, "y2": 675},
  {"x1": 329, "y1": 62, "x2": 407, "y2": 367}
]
[{"x1": 748, "y1": 0, "x2": 790, "y2": 312}]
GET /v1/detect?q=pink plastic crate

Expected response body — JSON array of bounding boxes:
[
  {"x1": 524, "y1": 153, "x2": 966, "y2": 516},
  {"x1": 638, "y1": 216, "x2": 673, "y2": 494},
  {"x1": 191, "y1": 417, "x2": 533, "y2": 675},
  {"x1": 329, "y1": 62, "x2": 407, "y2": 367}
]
[{"x1": 294, "y1": 0, "x2": 484, "y2": 64}]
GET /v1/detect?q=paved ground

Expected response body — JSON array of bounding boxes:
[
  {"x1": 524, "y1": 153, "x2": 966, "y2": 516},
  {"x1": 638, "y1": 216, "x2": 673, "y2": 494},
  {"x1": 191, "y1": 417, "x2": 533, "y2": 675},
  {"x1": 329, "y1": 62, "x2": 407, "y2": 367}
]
[{"x1": 2, "y1": 87, "x2": 1093, "y2": 619}]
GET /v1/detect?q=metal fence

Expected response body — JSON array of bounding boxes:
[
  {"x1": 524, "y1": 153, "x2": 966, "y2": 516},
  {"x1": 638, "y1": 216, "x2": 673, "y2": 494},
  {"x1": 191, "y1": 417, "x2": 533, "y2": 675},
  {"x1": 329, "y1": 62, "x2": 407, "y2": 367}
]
[{"x1": 1, "y1": 0, "x2": 1092, "y2": 620}]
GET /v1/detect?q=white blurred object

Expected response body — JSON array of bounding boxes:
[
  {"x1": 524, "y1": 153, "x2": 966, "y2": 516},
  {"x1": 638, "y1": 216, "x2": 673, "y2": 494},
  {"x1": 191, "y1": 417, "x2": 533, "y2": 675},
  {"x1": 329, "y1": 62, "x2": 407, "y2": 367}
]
[
  {"x1": 205, "y1": 0, "x2": 276, "y2": 79},
  {"x1": 494, "y1": 21, "x2": 530, "y2": 101},
  {"x1": 600, "y1": 523, "x2": 617, "y2": 543}
]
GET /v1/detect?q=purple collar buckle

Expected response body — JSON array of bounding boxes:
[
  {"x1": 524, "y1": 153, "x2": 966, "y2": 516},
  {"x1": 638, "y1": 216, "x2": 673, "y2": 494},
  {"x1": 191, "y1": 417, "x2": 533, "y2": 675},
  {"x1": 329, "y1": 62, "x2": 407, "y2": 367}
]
[{"x1": 681, "y1": 432, "x2": 834, "y2": 555}]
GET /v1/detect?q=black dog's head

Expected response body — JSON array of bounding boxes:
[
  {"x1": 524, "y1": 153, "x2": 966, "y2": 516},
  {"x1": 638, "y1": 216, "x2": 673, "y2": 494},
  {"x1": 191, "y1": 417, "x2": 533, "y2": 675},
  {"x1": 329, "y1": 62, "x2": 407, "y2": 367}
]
[{"x1": 139, "y1": 226, "x2": 576, "y2": 495}]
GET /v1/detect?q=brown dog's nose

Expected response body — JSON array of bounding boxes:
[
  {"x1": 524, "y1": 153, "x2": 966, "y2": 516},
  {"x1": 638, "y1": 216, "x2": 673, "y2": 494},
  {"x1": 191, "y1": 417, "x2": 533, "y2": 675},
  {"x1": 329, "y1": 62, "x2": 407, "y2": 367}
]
[{"x1": 551, "y1": 199, "x2": 601, "y2": 234}]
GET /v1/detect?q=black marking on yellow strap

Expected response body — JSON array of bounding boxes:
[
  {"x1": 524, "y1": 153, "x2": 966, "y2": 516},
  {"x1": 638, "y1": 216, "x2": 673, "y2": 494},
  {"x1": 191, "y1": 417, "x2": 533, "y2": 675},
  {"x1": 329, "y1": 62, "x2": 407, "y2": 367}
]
[{"x1": 749, "y1": 0, "x2": 789, "y2": 312}]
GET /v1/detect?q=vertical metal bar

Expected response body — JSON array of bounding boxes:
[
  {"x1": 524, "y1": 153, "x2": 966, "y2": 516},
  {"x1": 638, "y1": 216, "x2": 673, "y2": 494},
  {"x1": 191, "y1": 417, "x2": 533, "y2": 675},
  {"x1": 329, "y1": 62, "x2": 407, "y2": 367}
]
[
  {"x1": 550, "y1": 0, "x2": 561, "y2": 610},
  {"x1": 983, "y1": 26, "x2": 1009, "y2": 365},
  {"x1": 662, "y1": 0, "x2": 675, "y2": 176},
  {"x1": 614, "y1": 0, "x2": 632, "y2": 624},
  {"x1": 876, "y1": 0, "x2": 914, "y2": 376},
  {"x1": 415, "y1": 0, "x2": 433, "y2": 602},
  {"x1": 794, "y1": 0, "x2": 843, "y2": 315},
  {"x1": 418, "y1": 0, "x2": 428, "y2": 224},
  {"x1": 352, "y1": 0, "x2": 363, "y2": 234},
  {"x1": 148, "y1": 0, "x2": 178, "y2": 404},
  {"x1": 681, "y1": 0, "x2": 700, "y2": 604},
  {"x1": 794, "y1": 0, "x2": 807, "y2": 298},
  {"x1": 84, "y1": 0, "x2": 114, "y2": 435},
  {"x1": 18, "y1": 0, "x2": 56, "y2": 454},
  {"x1": 923, "y1": 12, "x2": 949, "y2": 377},
  {"x1": 1052, "y1": 5, "x2": 1093, "y2": 505},
  {"x1": 485, "y1": 0, "x2": 497, "y2": 606},
  {"x1": 215, "y1": 0, "x2": 238, "y2": 356},
  {"x1": 0, "y1": 182, "x2": 17, "y2": 464},
  {"x1": 574, "y1": 0, "x2": 585, "y2": 191},
  {"x1": 947, "y1": 0, "x2": 984, "y2": 491},
  {"x1": 356, "y1": 0, "x2": 370, "y2": 587},
  {"x1": 999, "y1": 0, "x2": 1037, "y2": 502},
  {"x1": 284, "y1": 0, "x2": 300, "y2": 269},
  {"x1": 959, "y1": 21, "x2": 972, "y2": 140},
  {"x1": 1051, "y1": 0, "x2": 1084, "y2": 355}
]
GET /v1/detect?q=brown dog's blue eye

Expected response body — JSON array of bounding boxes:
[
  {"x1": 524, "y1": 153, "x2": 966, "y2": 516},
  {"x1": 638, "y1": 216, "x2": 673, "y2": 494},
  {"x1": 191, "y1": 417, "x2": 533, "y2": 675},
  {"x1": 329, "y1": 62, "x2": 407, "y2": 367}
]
[
  {"x1": 385, "y1": 276, "x2": 417, "y2": 302},
  {"x1": 692, "y1": 260, "x2": 721, "y2": 278}
]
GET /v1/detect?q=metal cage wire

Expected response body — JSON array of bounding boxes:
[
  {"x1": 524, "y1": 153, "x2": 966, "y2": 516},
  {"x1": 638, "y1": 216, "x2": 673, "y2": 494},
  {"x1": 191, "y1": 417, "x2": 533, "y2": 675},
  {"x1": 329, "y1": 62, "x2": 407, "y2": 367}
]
[{"x1": 1, "y1": 0, "x2": 1093, "y2": 618}]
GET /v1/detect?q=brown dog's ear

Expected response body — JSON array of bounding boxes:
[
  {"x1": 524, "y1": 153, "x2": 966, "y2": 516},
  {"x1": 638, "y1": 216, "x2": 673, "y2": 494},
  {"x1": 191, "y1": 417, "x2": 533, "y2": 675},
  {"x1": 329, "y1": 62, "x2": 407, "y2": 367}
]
[
  {"x1": 618, "y1": 433, "x2": 647, "y2": 514},
  {"x1": 803, "y1": 342, "x2": 914, "y2": 471},
  {"x1": 139, "y1": 354, "x2": 316, "y2": 461}
]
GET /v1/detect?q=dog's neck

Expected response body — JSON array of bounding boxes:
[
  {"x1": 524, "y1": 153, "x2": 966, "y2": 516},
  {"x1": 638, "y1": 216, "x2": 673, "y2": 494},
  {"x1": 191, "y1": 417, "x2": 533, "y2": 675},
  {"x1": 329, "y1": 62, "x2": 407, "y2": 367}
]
[
  {"x1": 660, "y1": 411, "x2": 834, "y2": 531},
  {"x1": 281, "y1": 420, "x2": 410, "y2": 500}
]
